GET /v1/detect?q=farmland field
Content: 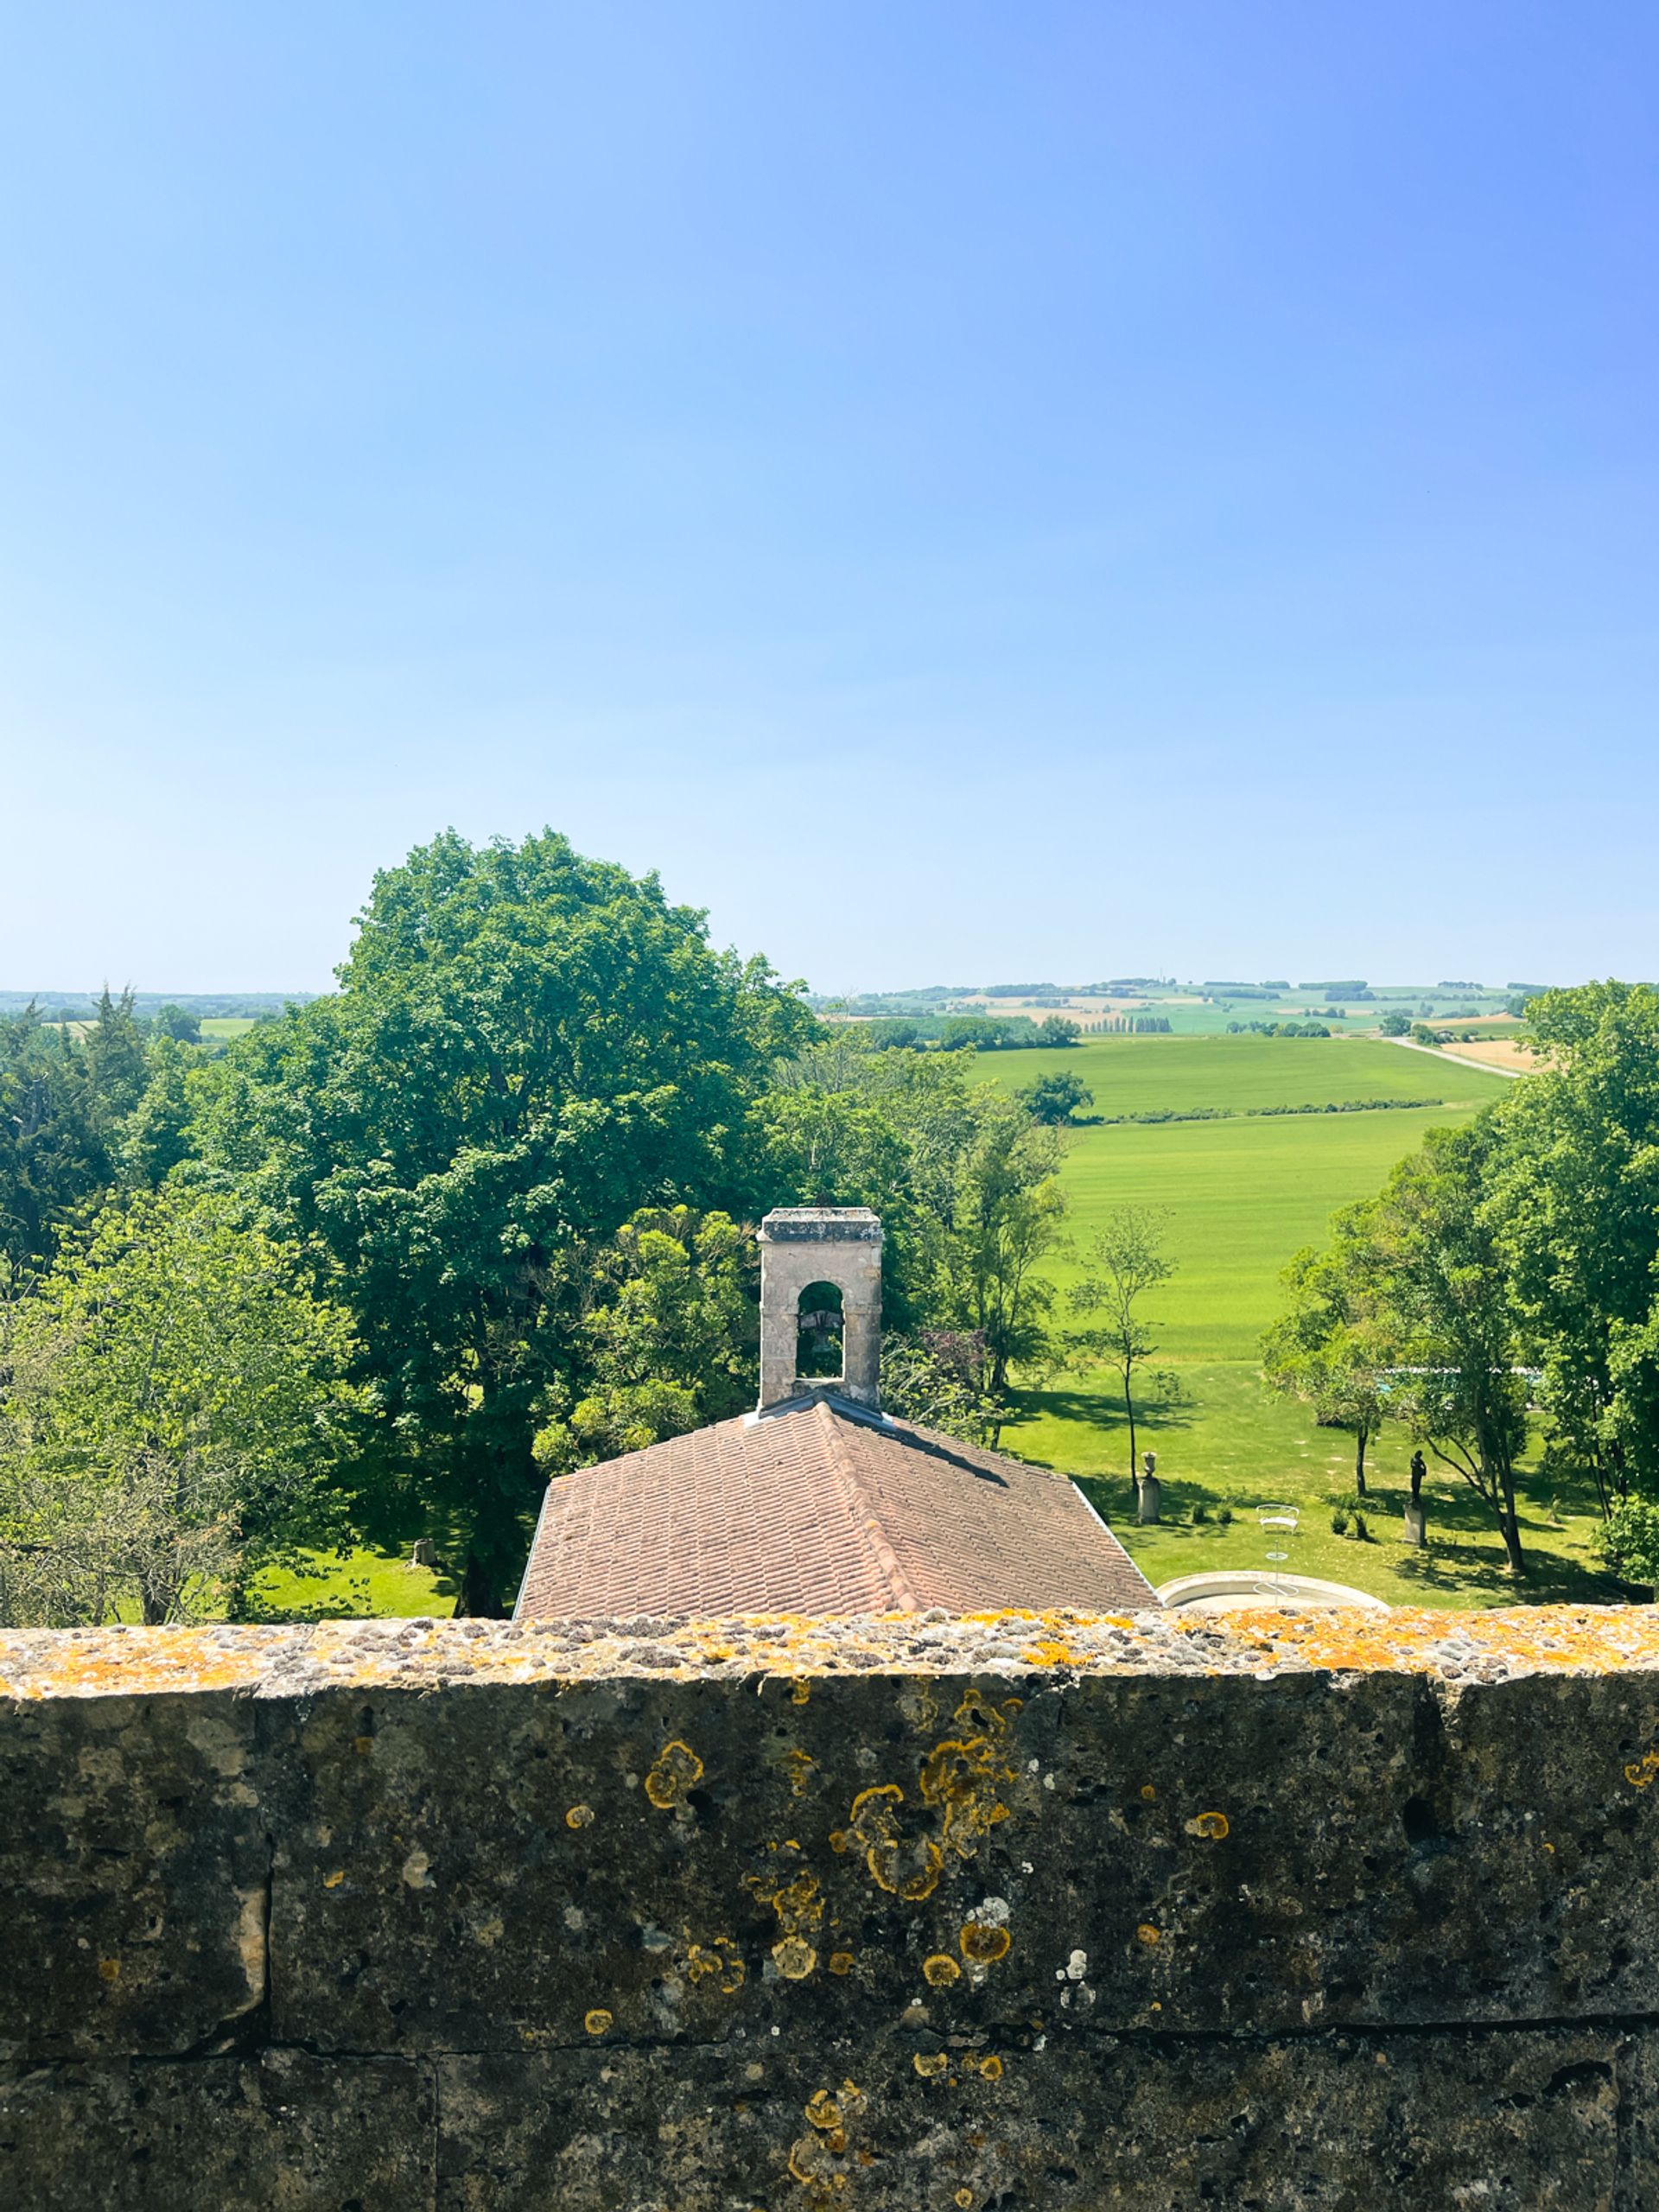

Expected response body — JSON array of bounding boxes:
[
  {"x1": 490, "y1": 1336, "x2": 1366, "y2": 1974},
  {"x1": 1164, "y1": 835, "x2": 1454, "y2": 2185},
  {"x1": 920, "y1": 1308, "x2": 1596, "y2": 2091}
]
[{"x1": 974, "y1": 1034, "x2": 1619, "y2": 1607}]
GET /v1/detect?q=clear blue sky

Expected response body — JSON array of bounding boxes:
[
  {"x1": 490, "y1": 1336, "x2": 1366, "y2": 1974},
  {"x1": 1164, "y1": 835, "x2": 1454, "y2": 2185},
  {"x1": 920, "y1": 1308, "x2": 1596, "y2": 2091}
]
[{"x1": 2, "y1": 3, "x2": 1654, "y2": 994}]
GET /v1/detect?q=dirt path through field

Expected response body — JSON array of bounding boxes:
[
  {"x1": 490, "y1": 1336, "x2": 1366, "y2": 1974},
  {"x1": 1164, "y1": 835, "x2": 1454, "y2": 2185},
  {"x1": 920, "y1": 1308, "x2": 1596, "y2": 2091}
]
[{"x1": 1387, "y1": 1036, "x2": 1528, "y2": 1079}]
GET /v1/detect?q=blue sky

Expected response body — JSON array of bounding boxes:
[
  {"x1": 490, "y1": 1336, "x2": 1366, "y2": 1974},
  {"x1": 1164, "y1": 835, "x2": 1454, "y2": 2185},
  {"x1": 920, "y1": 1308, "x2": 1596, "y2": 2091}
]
[{"x1": 2, "y1": 3, "x2": 1654, "y2": 994}]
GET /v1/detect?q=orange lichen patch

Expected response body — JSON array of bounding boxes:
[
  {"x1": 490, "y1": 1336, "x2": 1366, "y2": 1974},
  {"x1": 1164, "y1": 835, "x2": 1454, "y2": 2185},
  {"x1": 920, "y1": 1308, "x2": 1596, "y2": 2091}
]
[
  {"x1": 97, "y1": 1957, "x2": 121, "y2": 1983},
  {"x1": 583, "y1": 2008, "x2": 613, "y2": 2036},
  {"x1": 16, "y1": 1605, "x2": 1659, "y2": 1707},
  {"x1": 747, "y1": 1868, "x2": 823, "y2": 1939},
  {"x1": 773, "y1": 1937, "x2": 818, "y2": 1980},
  {"x1": 913, "y1": 2051, "x2": 949, "y2": 2077},
  {"x1": 788, "y1": 2082, "x2": 867, "y2": 2204},
  {"x1": 564, "y1": 1804, "x2": 595, "y2": 1829},
  {"x1": 829, "y1": 1950, "x2": 855, "y2": 1975},
  {"x1": 1135, "y1": 1923, "x2": 1160, "y2": 1947},
  {"x1": 322, "y1": 1869, "x2": 346, "y2": 1889},
  {"x1": 1140, "y1": 1784, "x2": 1157, "y2": 1802},
  {"x1": 785, "y1": 1749, "x2": 817, "y2": 1798},
  {"x1": 684, "y1": 1939, "x2": 747, "y2": 1994},
  {"x1": 844, "y1": 1783, "x2": 944, "y2": 1902},
  {"x1": 923, "y1": 1953, "x2": 961, "y2": 1986},
  {"x1": 803, "y1": 2087, "x2": 849, "y2": 2149},
  {"x1": 1625, "y1": 1752, "x2": 1659, "y2": 1789},
  {"x1": 1185, "y1": 1811, "x2": 1230, "y2": 1840},
  {"x1": 918, "y1": 1688, "x2": 1018, "y2": 1859},
  {"x1": 959, "y1": 1923, "x2": 1011, "y2": 1965},
  {"x1": 1198, "y1": 1605, "x2": 1659, "y2": 1680},
  {"x1": 645, "y1": 1739, "x2": 703, "y2": 1810}
]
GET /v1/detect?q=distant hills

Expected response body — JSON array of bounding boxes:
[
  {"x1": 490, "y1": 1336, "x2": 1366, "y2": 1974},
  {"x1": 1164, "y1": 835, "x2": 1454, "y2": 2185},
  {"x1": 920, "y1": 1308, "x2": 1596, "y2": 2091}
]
[{"x1": 0, "y1": 991, "x2": 318, "y2": 1022}]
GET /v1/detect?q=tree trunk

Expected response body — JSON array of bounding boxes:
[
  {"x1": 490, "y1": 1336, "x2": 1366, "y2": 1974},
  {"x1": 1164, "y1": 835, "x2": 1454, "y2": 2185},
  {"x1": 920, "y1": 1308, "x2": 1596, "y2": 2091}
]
[
  {"x1": 1354, "y1": 1427, "x2": 1368, "y2": 1497},
  {"x1": 455, "y1": 1548, "x2": 508, "y2": 1619},
  {"x1": 1497, "y1": 1465, "x2": 1525, "y2": 1575},
  {"x1": 1123, "y1": 1365, "x2": 1139, "y2": 1498}
]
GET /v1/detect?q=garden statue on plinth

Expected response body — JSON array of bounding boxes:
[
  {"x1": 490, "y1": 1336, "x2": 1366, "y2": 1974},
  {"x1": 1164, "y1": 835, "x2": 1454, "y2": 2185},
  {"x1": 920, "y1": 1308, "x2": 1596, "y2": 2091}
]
[{"x1": 1403, "y1": 1449, "x2": 1427, "y2": 1547}]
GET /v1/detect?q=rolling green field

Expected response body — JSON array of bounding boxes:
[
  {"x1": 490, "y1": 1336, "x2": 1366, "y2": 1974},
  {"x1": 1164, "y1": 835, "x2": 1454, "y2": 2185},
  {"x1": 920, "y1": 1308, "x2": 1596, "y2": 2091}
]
[
  {"x1": 251, "y1": 1032, "x2": 1612, "y2": 1618},
  {"x1": 977, "y1": 1035, "x2": 1620, "y2": 1608}
]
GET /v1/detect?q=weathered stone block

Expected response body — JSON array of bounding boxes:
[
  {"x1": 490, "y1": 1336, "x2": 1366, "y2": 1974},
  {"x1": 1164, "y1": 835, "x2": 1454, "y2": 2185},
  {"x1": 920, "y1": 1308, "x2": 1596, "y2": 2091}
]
[
  {"x1": 0, "y1": 1689, "x2": 272, "y2": 2061},
  {"x1": 0, "y1": 2050, "x2": 433, "y2": 2209},
  {"x1": 435, "y1": 2027, "x2": 1629, "y2": 2211}
]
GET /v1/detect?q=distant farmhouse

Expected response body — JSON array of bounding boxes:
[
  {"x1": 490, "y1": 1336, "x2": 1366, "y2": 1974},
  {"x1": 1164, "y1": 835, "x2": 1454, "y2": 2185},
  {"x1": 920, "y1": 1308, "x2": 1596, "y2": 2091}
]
[{"x1": 515, "y1": 1207, "x2": 1153, "y2": 1621}]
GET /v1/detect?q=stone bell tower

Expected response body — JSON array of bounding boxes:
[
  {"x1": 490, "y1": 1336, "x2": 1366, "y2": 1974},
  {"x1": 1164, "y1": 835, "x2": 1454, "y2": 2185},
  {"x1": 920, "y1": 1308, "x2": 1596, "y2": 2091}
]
[{"x1": 756, "y1": 1207, "x2": 884, "y2": 1412}]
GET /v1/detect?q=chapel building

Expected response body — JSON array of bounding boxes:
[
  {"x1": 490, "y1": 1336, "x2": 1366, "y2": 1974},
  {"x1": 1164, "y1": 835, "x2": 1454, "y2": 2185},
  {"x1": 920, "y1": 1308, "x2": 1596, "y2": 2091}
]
[{"x1": 514, "y1": 1206, "x2": 1154, "y2": 1620}]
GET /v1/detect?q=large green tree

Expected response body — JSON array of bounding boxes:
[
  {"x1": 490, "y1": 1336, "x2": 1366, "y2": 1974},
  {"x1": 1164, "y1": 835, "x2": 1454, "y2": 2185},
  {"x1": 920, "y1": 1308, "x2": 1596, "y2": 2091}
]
[
  {"x1": 198, "y1": 830, "x2": 812, "y2": 1613},
  {"x1": 1484, "y1": 982, "x2": 1659, "y2": 1521},
  {"x1": 0, "y1": 1189, "x2": 364, "y2": 1624},
  {"x1": 0, "y1": 1010, "x2": 111, "y2": 1282},
  {"x1": 1306, "y1": 1121, "x2": 1530, "y2": 1573},
  {"x1": 531, "y1": 1207, "x2": 756, "y2": 1471},
  {"x1": 1262, "y1": 1230, "x2": 1389, "y2": 1497},
  {"x1": 758, "y1": 1042, "x2": 1065, "y2": 1408},
  {"x1": 1067, "y1": 1205, "x2": 1176, "y2": 1484}
]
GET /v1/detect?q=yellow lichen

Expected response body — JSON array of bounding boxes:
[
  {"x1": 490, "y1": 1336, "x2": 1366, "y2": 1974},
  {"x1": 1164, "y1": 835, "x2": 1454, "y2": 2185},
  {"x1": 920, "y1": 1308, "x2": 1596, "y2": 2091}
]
[
  {"x1": 97, "y1": 1957, "x2": 121, "y2": 1983},
  {"x1": 918, "y1": 1688, "x2": 1017, "y2": 1859},
  {"x1": 912, "y1": 2051, "x2": 949, "y2": 2077},
  {"x1": 1135, "y1": 1923, "x2": 1160, "y2": 1947},
  {"x1": 958, "y1": 1922, "x2": 1011, "y2": 1965},
  {"x1": 1140, "y1": 1783, "x2": 1157, "y2": 1802},
  {"x1": 583, "y1": 2008, "x2": 613, "y2": 2036},
  {"x1": 322, "y1": 1869, "x2": 346, "y2": 1889},
  {"x1": 1185, "y1": 1810, "x2": 1230, "y2": 1840},
  {"x1": 791, "y1": 1678, "x2": 810, "y2": 1706},
  {"x1": 829, "y1": 1950, "x2": 855, "y2": 1975},
  {"x1": 645, "y1": 1740, "x2": 704, "y2": 1811},
  {"x1": 684, "y1": 1938, "x2": 747, "y2": 1994},
  {"x1": 805, "y1": 2088, "x2": 842, "y2": 2131},
  {"x1": 785, "y1": 1748, "x2": 817, "y2": 1797},
  {"x1": 1625, "y1": 1751, "x2": 1659, "y2": 1789},
  {"x1": 565, "y1": 1803, "x2": 594, "y2": 1829},
  {"x1": 845, "y1": 1783, "x2": 944, "y2": 1902},
  {"x1": 923, "y1": 1953, "x2": 961, "y2": 1986},
  {"x1": 976, "y1": 2053, "x2": 1003, "y2": 2081},
  {"x1": 773, "y1": 1936, "x2": 818, "y2": 1980},
  {"x1": 957, "y1": 2191, "x2": 974, "y2": 2208}
]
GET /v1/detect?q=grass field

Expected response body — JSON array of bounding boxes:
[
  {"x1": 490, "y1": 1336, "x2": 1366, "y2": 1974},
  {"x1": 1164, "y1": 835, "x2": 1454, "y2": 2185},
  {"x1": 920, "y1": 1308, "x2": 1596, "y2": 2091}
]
[
  {"x1": 975, "y1": 1034, "x2": 1619, "y2": 1608},
  {"x1": 977, "y1": 1031, "x2": 1501, "y2": 1122},
  {"x1": 246, "y1": 1032, "x2": 1611, "y2": 1619}
]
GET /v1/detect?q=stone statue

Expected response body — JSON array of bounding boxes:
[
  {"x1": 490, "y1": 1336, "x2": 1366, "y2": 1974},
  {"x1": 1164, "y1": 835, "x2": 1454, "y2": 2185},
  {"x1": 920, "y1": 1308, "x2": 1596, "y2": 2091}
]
[{"x1": 1404, "y1": 1451, "x2": 1427, "y2": 1547}]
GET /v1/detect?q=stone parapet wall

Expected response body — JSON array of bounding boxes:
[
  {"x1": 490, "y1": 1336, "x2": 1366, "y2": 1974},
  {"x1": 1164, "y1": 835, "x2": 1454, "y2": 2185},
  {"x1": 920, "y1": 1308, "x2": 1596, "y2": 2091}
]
[{"x1": 5, "y1": 1605, "x2": 1659, "y2": 2208}]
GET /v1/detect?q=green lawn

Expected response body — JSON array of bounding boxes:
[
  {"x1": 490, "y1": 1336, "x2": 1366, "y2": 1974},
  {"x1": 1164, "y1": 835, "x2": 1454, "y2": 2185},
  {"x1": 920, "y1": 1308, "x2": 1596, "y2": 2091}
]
[
  {"x1": 248, "y1": 1545, "x2": 455, "y2": 1619},
  {"x1": 977, "y1": 1031, "x2": 1503, "y2": 1120},
  {"x1": 974, "y1": 1035, "x2": 1618, "y2": 1607}
]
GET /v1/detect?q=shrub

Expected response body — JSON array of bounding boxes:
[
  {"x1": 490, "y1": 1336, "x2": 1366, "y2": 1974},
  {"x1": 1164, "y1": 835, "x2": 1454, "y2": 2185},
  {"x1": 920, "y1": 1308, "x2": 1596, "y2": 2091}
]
[
  {"x1": 1352, "y1": 1511, "x2": 1370, "y2": 1542},
  {"x1": 1216, "y1": 1504, "x2": 1233, "y2": 1527},
  {"x1": 1330, "y1": 1508, "x2": 1350, "y2": 1536},
  {"x1": 1191, "y1": 1501, "x2": 1210, "y2": 1525}
]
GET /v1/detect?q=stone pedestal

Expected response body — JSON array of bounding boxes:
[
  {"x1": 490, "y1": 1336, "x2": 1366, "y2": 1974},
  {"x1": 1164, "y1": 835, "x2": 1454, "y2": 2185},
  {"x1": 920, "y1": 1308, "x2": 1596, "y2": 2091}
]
[
  {"x1": 1136, "y1": 1475, "x2": 1162, "y2": 1524},
  {"x1": 1403, "y1": 1499, "x2": 1427, "y2": 1548}
]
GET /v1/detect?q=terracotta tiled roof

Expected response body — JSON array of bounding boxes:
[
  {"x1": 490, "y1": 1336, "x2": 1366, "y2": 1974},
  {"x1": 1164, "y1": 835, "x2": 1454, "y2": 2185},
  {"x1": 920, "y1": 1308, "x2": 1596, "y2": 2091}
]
[{"x1": 514, "y1": 1393, "x2": 1155, "y2": 1620}]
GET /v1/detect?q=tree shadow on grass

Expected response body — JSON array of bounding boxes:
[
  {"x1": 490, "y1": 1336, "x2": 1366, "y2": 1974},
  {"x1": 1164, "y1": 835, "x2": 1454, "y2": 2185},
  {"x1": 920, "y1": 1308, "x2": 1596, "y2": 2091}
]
[{"x1": 1002, "y1": 1379, "x2": 1198, "y2": 1463}]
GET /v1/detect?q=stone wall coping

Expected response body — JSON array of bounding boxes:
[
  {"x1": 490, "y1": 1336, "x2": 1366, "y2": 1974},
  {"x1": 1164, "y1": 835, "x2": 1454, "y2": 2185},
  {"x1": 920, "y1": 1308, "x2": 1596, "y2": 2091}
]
[{"x1": 5, "y1": 1603, "x2": 1659, "y2": 1700}]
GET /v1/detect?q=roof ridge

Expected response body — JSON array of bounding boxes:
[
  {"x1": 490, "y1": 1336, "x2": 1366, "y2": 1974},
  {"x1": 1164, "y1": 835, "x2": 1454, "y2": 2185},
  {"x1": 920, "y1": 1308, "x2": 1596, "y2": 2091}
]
[{"x1": 817, "y1": 1400, "x2": 924, "y2": 1612}]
